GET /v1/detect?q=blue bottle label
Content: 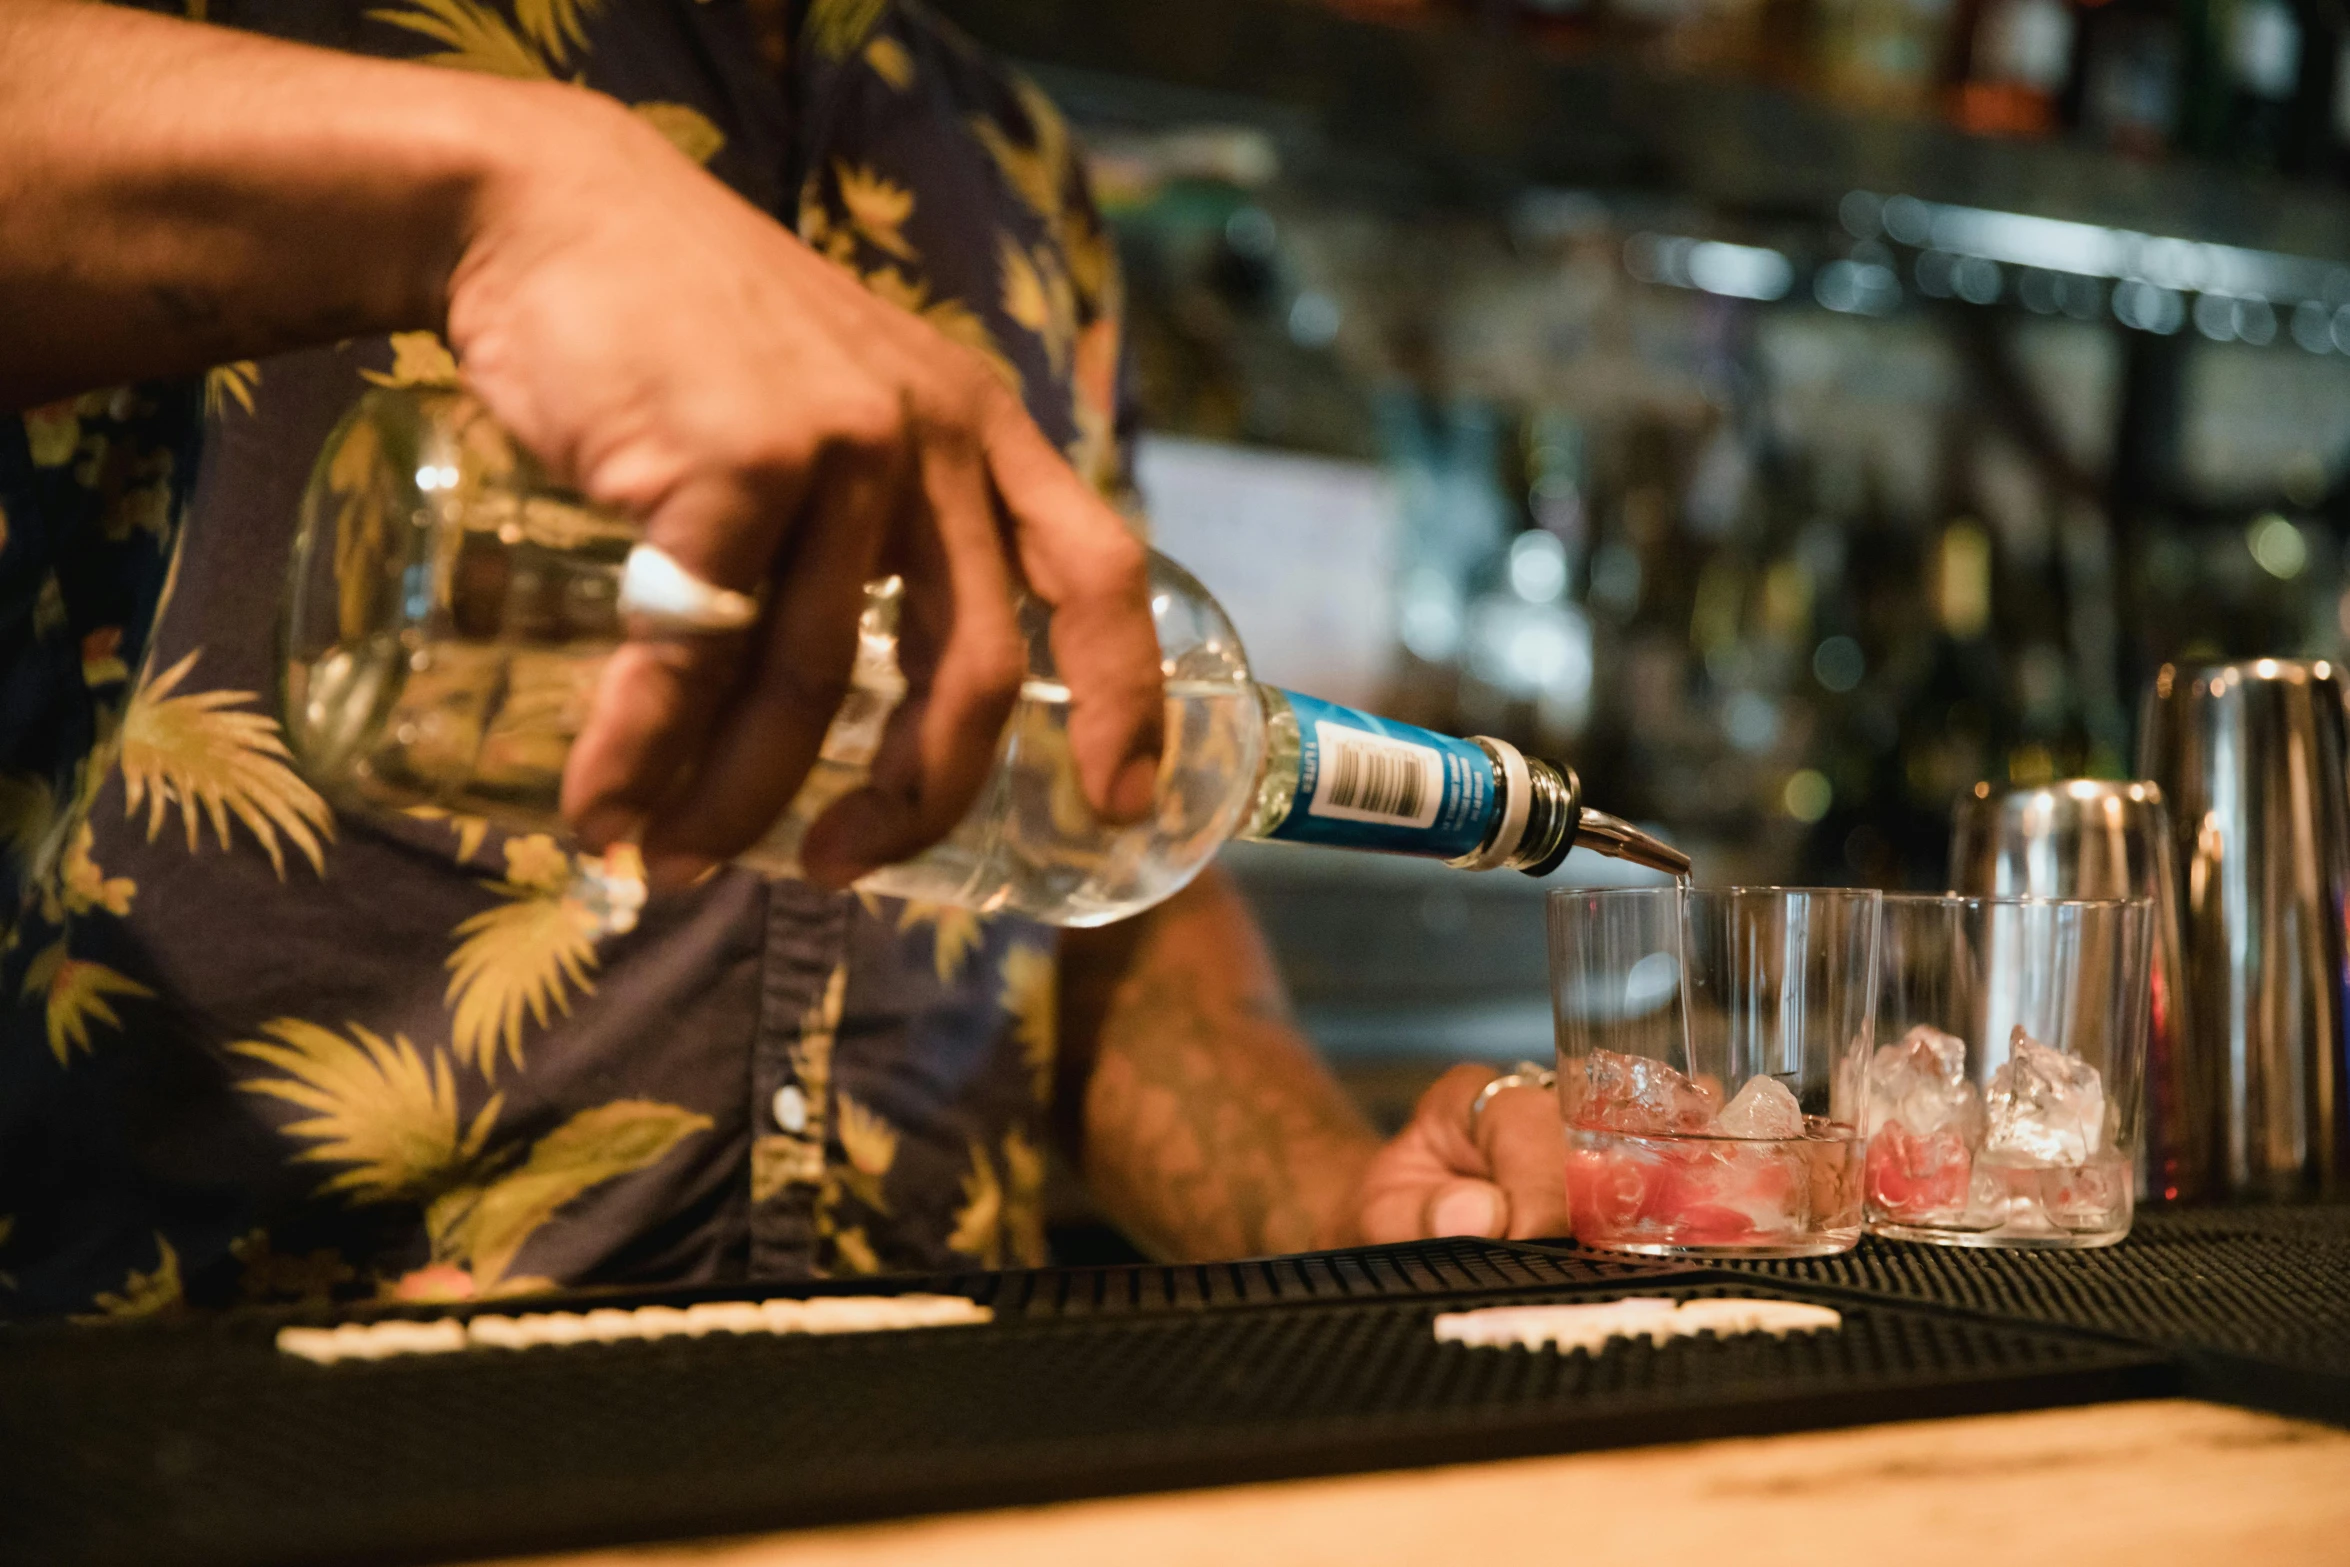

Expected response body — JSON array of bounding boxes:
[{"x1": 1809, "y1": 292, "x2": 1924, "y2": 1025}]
[{"x1": 1264, "y1": 691, "x2": 1498, "y2": 858}]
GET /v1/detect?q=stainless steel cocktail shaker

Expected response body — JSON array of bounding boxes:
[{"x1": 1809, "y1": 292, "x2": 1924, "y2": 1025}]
[{"x1": 2138, "y1": 659, "x2": 2350, "y2": 1201}]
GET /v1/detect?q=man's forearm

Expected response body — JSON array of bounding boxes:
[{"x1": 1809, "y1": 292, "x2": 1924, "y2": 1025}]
[
  {"x1": 0, "y1": 0, "x2": 539, "y2": 405},
  {"x1": 1060, "y1": 867, "x2": 1379, "y2": 1260}
]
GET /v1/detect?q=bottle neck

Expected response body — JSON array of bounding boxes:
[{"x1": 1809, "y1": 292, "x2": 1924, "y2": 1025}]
[{"x1": 1446, "y1": 742, "x2": 1578, "y2": 876}]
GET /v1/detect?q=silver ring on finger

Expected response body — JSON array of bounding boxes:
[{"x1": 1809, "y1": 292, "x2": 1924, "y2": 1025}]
[
  {"x1": 1467, "y1": 1059, "x2": 1558, "y2": 1138},
  {"x1": 618, "y1": 543, "x2": 764, "y2": 635}
]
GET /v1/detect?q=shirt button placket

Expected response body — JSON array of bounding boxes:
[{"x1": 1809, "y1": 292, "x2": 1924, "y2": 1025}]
[{"x1": 747, "y1": 881, "x2": 848, "y2": 1279}]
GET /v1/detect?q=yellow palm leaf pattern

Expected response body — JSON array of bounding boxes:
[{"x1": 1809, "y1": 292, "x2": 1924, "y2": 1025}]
[
  {"x1": 23, "y1": 401, "x2": 84, "y2": 469},
  {"x1": 828, "y1": 1224, "x2": 882, "y2": 1275},
  {"x1": 204, "y1": 361, "x2": 259, "y2": 418},
  {"x1": 30, "y1": 573, "x2": 64, "y2": 641},
  {"x1": 859, "y1": 262, "x2": 929, "y2": 310},
  {"x1": 368, "y1": 0, "x2": 552, "y2": 77},
  {"x1": 78, "y1": 1233, "x2": 182, "y2": 1321},
  {"x1": 512, "y1": 0, "x2": 599, "y2": 59},
  {"x1": 359, "y1": 331, "x2": 462, "y2": 389},
  {"x1": 442, "y1": 1098, "x2": 711, "y2": 1290},
  {"x1": 635, "y1": 102, "x2": 726, "y2": 165},
  {"x1": 23, "y1": 939, "x2": 153, "y2": 1065},
  {"x1": 445, "y1": 840, "x2": 602, "y2": 1079},
  {"x1": 0, "y1": 771, "x2": 55, "y2": 876},
  {"x1": 863, "y1": 35, "x2": 913, "y2": 89},
  {"x1": 403, "y1": 803, "x2": 491, "y2": 863},
  {"x1": 834, "y1": 162, "x2": 917, "y2": 260},
  {"x1": 834, "y1": 1089, "x2": 898, "y2": 1212},
  {"x1": 969, "y1": 97, "x2": 1068, "y2": 226},
  {"x1": 946, "y1": 1137, "x2": 1003, "y2": 1267},
  {"x1": 997, "y1": 232, "x2": 1075, "y2": 373},
  {"x1": 500, "y1": 831, "x2": 572, "y2": 893},
  {"x1": 805, "y1": 0, "x2": 885, "y2": 59},
  {"x1": 230, "y1": 1018, "x2": 502, "y2": 1202},
  {"x1": 998, "y1": 942, "x2": 1057, "y2": 1102},
  {"x1": 58, "y1": 822, "x2": 135, "y2": 918},
  {"x1": 798, "y1": 173, "x2": 841, "y2": 253},
  {"x1": 895, "y1": 899, "x2": 983, "y2": 981},
  {"x1": 119, "y1": 649, "x2": 333, "y2": 879},
  {"x1": 1001, "y1": 1127, "x2": 1046, "y2": 1267},
  {"x1": 751, "y1": 1134, "x2": 811, "y2": 1204},
  {"x1": 1062, "y1": 210, "x2": 1119, "y2": 314},
  {"x1": 82, "y1": 625, "x2": 131, "y2": 687}
]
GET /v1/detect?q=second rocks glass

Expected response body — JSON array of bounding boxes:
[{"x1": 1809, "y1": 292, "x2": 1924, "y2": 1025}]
[{"x1": 1865, "y1": 894, "x2": 2152, "y2": 1249}]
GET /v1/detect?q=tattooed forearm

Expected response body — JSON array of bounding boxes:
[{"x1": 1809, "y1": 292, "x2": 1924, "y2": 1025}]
[
  {"x1": 1060, "y1": 867, "x2": 1377, "y2": 1261},
  {"x1": 0, "y1": 1, "x2": 495, "y2": 405}
]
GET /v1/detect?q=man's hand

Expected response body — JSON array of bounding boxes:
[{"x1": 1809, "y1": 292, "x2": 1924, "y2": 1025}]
[
  {"x1": 0, "y1": 3, "x2": 1165, "y2": 887},
  {"x1": 455, "y1": 90, "x2": 1163, "y2": 886},
  {"x1": 1354, "y1": 1063, "x2": 1569, "y2": 1243}
]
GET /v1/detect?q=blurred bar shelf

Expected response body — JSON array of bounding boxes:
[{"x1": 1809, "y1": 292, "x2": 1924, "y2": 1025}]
[{"x1": 938, "y1": 0, "x2": 2350, "y2": 257}]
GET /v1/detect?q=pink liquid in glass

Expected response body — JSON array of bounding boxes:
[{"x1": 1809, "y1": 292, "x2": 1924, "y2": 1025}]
[{"x1": 1565, "y1": 1124, "x2": 1864, "y2": 1257}]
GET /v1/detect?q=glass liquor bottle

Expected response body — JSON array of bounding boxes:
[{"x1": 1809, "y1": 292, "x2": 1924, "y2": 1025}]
[{"x1": 282, "y1": 388, "x2": 1687, "y2": 928}]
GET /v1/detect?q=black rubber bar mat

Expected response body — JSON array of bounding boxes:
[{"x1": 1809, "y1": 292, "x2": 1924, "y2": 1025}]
[
  {"x1": 1698, "y1": 1205, "x2": 2350, "y2": 1425},
  {"x1": 934, "y1": 1233, "x2": 1682, "y2": 1316},
  {"x1": 0, "y1": 1276, "x2": 2169, "y2": 1567},
  {"x1": 162, "y1": 1234, "x2": 1673, "y2": 1329}
]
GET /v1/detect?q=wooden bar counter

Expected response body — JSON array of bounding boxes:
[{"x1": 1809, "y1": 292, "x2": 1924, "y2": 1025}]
[{"x1": 495, "y1": 1399, "x2": 2350, "y2": 1567}]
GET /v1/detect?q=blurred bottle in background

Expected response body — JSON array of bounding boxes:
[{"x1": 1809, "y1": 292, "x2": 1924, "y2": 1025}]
[
  {"x1": 1379, "y1": 387, "x2": 1515, "y2": 725},
  {"x1": 2178, "y1": 0, "x2": 2303, "y2": 166},
  {"x1": 2229, "y1": 0, "x2": 2306, "y2": 168},
  {"x1": 2067, "y1": 0, "x2": 2181, "y2": 155},
  {"x1": 2288, "y1": 2, "x2": 2349, "y2": 181},
  {"x1": 1947, "y1": 0, "x2": 2077, "y2": 135},
  {"x1": 1455, "y1": 412, "x2": 1597, "y2": 752},
  {"x1": 1815, "y1": 0, "x2": 1955, "y2": 113}
]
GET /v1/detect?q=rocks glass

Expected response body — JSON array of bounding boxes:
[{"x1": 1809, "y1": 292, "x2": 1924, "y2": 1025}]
[
  {"x1": 1865, "y1": 894, "x2": 2153, "y2": 1249},
  {"x1": 1547, "y1": 887, "x2": 1879, "y2": 1258}
]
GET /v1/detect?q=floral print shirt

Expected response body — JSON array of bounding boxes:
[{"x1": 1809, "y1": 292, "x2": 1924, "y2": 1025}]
[{"x1": 0, "y1": 0, "x2": 1128, "y2": 1317}]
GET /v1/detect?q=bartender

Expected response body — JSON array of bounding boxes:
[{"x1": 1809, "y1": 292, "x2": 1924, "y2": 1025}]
[{"x1": 0, "y1": 0, "x2": 1565, "y2": 1315}]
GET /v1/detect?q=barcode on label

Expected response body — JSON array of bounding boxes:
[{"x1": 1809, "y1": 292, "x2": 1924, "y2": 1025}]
[{"x1": 1308, "y1": 722, "x2": 1443, "y2": 829}]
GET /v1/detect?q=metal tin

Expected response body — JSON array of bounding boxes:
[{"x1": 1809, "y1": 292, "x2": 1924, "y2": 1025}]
[{"x1": 2137, "y1": 658, "x2": 2350, "y2": 1201}]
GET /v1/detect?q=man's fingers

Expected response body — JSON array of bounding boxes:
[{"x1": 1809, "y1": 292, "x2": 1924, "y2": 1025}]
[
  {"x1": 1355, "y1": 1064, "x2": 1500, "y2": 1244},
  {"x1": 1421, "y1": 1177, "x2": 1508, "y2": 1239},
  {"x1": 632, "y1": 452, "x2": 898, "y2": 880},
  {"x1": 1416, "y1": 1062, "x2": 1506, "y2": 1167},
  {"x1": 798, "y1": 423, "x2": 1024, "y2": 888},
  {"x1": 1475, "y1": 1085, "x2": 1570, "y2": 1241},
  {"x1": 1353, "y1": 1063, "x2": 1568, "y2": 1244},
  {"x1": 564, "y1": 634, "x2": 744, "y2": 854},
  {"x1": 563, "y1": 458, "x2": 805, "y2": 853},
  {"x1": 1358, "y1": 1174, "x2": 1454, "y2": 1246},
  {"x1": 983, "y1": 395, "x2": 1161, "y2": 825}
]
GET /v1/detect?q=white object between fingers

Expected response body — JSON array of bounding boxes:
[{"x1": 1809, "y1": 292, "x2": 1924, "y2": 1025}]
[{"x1": 618, "y1": 542, "x2": 764, "y2": 635}]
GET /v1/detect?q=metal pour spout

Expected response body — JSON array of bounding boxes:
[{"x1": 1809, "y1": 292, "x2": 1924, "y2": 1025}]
[
  {"x1": 1507, "y1": 758, "x2": 1693, "y2": 879},
  {"x1": 1571, "y1": 808, "x2": 1693, "y2": 878}
]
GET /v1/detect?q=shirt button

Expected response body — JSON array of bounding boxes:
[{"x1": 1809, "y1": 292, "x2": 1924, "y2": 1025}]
[{"x1": 771, "y1": 1085, "x2": 808, "y2": 1134}]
